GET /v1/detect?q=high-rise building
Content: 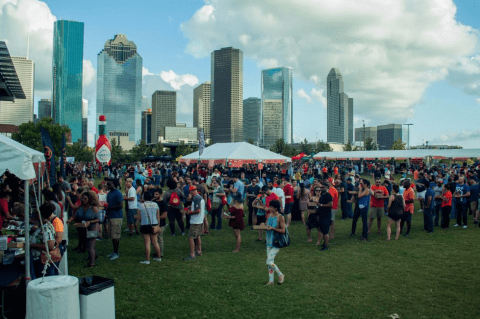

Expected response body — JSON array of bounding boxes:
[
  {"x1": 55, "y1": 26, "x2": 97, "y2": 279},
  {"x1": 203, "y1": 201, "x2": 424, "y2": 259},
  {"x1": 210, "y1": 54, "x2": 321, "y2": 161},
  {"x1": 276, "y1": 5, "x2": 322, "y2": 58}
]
[
  {"x1": 327, "y1": 68, "x2": 353, "y2": 144},
  {"x1": 38, "y1": 99, "x2": 52, "y2": 120},
  {"x1": 210, "y1": 47, "x2": 243, "y2": 143},
  {"x1": 261, "y1": 67, "x2": 293, "y2": 148},
  {"x1": 141, "y1": 109, "x2": 152, "y2": 144},
  {"x1": 193, "y1": 81, "x2": 211, "y2": 140},
  {"x1": 243, "y1": 97, "x2": 261, "y2": 143},
  {"x1": 82, "y1": 99, "x2": 88, "y2": 145},
  {"x1": 97, "y1": 34, "x2": 142, "y2": 143},
  {"x1": 151, "y1": 90, "x2": 176, "y2": 143},
  {"x1": 52, "y1": 20, "x2": 84, "y2": 142},
  {"x1": 355, "y1": 126, "x2": 377, "y2": 144},
  {"x1": 377, "y1": 124, "x2": 403, "y2": 150},
  {"x1": 0, "y1": 57, "x2": 34, "y2": 126},
  {"x1": 348, "y1": 98, "x2": 354, "y2": 142}
]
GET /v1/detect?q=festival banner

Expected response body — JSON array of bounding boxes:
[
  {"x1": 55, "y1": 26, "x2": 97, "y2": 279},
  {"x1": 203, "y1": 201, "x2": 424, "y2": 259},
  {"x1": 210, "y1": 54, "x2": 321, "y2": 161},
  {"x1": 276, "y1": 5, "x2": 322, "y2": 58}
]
[
  {"x1": 40, "y1": 127, "x2": 56, "y2": 187},
  {"x1": 60, "y1": 133, "x2": 66, "y2": 179}
]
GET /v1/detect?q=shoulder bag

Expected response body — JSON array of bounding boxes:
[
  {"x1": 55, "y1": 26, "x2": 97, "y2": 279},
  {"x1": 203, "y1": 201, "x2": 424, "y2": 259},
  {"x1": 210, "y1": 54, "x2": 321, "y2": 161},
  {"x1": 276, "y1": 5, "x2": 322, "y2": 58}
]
[{"x1": 273, "y1": 226, "x2": 290, "y2": 248}]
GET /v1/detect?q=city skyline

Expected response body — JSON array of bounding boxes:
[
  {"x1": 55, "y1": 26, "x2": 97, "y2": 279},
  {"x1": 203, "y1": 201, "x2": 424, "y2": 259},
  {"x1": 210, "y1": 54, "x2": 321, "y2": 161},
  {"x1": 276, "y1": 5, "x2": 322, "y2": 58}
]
[{"x1": 0, "y1": 0, "x2": 479, "y2": 148}]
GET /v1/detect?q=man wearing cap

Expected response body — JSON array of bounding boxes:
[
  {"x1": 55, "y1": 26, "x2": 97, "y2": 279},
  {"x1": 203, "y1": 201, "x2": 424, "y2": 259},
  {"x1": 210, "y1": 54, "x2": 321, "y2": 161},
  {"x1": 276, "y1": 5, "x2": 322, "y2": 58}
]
[
  {"x1": 184, "y1": 185, "x2": 205, "y2": 261},
  {"x1": 433, "y1": 179, "x2": 444, "y2": 226}
]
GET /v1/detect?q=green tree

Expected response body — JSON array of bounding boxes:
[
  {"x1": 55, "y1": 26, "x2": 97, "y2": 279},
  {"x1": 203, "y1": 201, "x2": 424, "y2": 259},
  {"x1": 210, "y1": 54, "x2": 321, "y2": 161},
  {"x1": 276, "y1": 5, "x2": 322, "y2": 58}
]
[
  {"x1": 270, "y1": 139, "x2": 297, "y2": 157},
  {"x1": 314, "y1": 140, "x2": 333, "y2": 153},
  {"x1": 12, "y1": 117, "x2": 71, "y2": 156},
  {"x1": 66, "y1": 142, "x2": 94, "y2": 162},
  {"x1": 247, "y1": 138, "x2": 255, "y2": 145},
  {"x1": 130, "y1": 140, "x2": 152, "y2": 162},
  {"x1": 343, "y1": 140, "x2": 358, "y2": 151},
  {"x1": 365, "y1": 137, "x2": 376, "y2": 150},
  {"x1": 390, "y1": 138, "x2": 406, "y2": 150},
  {"x1": 152, "y1": 143, "x2": 165, "y2": 156},
  {"x1": 299, "y1": 138, "x2": 313, "y2": 154},
  {"x1": 176, "y1": 141, "x2": 194, "y2": 157},
  {"x1": 110, "y1": 138, "x2": 126, "y2": 163}
]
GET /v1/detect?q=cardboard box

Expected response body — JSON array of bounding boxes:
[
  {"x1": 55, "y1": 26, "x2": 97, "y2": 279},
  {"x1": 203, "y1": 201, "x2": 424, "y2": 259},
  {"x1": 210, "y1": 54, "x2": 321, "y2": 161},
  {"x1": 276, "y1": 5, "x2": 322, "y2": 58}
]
[
  {"x1": 253, "y1": 224, "x2": 269, "y2": 230},
  {"x1": 74, "y1": 223, "x2": 87, "y2": 228},
  {"x1": 7, "y1": 242, "x2": 24, "y2": 249}
]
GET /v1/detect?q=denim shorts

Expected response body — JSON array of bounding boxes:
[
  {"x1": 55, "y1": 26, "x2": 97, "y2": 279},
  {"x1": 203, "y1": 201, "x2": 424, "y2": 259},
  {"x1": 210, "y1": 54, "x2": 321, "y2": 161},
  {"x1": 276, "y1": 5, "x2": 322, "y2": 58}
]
[{"x1": 127, "y1": 209, "x2": 137, "y2": 224}]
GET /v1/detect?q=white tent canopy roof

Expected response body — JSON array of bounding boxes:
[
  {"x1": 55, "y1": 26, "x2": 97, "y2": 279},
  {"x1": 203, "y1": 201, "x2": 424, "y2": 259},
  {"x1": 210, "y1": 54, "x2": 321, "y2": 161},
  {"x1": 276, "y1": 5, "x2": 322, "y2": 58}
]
[
  {"x1": 180, "y1": 142, "x2": 291, "y2": 163},
  {"x1": 0, "y1": 134, "x2": 45, "y2": 180},
  {"x1": 313, "y1": 149, "x2": 480, "y2": 160}
]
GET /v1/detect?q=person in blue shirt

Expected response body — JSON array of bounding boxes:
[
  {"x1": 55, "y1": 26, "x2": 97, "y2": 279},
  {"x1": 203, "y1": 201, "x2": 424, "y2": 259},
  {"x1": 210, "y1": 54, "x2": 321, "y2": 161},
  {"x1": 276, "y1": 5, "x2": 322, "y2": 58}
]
[
  {"x1": 105, "y1": 181, "x2": 124, "y2": 261},
  {"x1": 454, "y1": 177, "x2": 470, "y2": 228},
  {"x1": 233, "y1": 175, "x2": 245, "y2": 197},
  {"x1": 423, "y1": 182, "x2": 436, "y2": 233},
  {"x1": 152, "y1": 170, "x2": 162, "y2": 187},
  {"x1": 468, "y1": 178, "x2": 479, "y2": 225}
]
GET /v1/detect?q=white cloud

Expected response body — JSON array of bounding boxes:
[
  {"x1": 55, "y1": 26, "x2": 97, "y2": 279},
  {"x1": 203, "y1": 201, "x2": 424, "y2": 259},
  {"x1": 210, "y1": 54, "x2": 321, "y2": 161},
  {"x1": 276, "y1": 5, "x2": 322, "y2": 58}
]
[
  {"x1": 476, "y1": 98, "x2": 480, "y2": 105},
  {"x1": 142, "y1": 66, "x2": 153, "y2": 76},
  {"x1": 431, "y1": 129, "x2": 480, "y2": 144},
  {"x1": 181, "y1": 0, "x2": 479, "y2": 123},
  {"x1": 311, "y1": 88, "x2": 327, "y2": 107},
  {"x1": 82, "y1": 60, "x2": 95, "y2": 88},
  {"x1": 297, "y1": 89, "x2": 312, "y2": 103},
  {"x1": 160, "y1": 70, "x2": 199, "y2": 90}
]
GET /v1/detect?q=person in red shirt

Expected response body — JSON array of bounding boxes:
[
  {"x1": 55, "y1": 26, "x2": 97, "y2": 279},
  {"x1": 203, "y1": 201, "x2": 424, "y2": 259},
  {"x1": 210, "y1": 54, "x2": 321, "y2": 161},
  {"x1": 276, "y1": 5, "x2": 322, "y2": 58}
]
[
  {"x1": 369, "y1": 178, "x2": 389, "y2": 235},
  {"x1": 263, "y1": 186, "x2": 279, "y2": 219},
  {"x1": 282, "y1": 177, "x2": 294, "y2": 227},
  {"x1": 88, "y1": 181, "x2": 99, "y2": 194},
  {"x1": 0, "y1": 192, "x2": 14, "y2": 229},
  {"x1": 327, "y1": 179, "x2": 339, "y2": 239},
  {"x1": 401, "y1": 180, "x2": 415, "y2": 236},
  {"x1": 441, "y1": 183, "x2": 453, "y2": 229}
]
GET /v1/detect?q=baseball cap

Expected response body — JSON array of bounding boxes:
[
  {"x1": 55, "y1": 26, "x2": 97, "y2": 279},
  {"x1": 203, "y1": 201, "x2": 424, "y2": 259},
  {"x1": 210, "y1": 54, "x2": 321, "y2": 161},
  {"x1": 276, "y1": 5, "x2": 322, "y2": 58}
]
[{"x1": 189, "y1": 185, "x2": 197, "y2": 191}]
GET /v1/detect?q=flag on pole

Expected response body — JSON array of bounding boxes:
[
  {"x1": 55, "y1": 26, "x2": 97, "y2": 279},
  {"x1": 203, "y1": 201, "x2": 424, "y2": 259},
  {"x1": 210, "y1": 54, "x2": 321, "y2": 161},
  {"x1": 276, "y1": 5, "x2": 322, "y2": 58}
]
[
  {"x1": 60, "y1": 133, "x2": 66, "y2": 179},
  {"x1": 199, "y1": 129, "x2": 205, "y2": 156},
  {"x1": 40, "y1": 127, "x2": 56, "y2": 187}
]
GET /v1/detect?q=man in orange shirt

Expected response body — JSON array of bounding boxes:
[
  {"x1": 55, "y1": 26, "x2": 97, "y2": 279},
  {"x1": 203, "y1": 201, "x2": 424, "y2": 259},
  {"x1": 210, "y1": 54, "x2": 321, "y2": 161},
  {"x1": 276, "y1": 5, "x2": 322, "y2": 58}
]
[
  {"x1": 401, "y1": 180, "x2": 415, "y2": 236},
  {"x1": 369, "y1": 178, "x2": 389, "y2": 235},
  {"x1": 327, "y1": 178, "x2": 339, "y2": 239}
]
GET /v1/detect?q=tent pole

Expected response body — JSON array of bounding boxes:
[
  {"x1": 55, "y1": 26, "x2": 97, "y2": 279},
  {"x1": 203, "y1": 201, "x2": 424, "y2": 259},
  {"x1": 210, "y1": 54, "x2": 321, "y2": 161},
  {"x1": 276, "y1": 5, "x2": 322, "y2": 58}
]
[{"x1": 25, "y1": 180, "x2": 31, "y2": 283}]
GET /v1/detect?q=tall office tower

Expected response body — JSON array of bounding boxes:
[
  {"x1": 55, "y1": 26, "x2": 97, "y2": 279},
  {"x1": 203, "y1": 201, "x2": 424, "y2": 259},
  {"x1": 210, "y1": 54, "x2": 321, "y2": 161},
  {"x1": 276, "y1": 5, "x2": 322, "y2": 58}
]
[
  {"x1": 210, "y1": 47, "x2": 243, "y2": 143},
  {"x1": 243, "y1": 97, "x2": 261, "y2": 143},
  {"x1": 97, "y1": 34, "x2": 142, "y2": 143},
  {"x1": 354, "y1": 126, "x2": 377, "y2": 144},
  {"x1": 38, "y1": 99, "x2": 52, "y2": 120},
  {"x1": 0, "y1": 57, "x2": 34, "y2": 125},
  {"x1": 261, "y1": 67, "x2": 293, "y2": 148},
  {"x1": 141, "y1": 109, "x2": 152, "y2": 144},
  {"x1": 52, "y1": 20, "x2": 84, "y2": 142},
  {"x1": 348, "y1": 98, "x2": 354, "y2": 142},
  {"x1": 82, "y1": 99, "x2": 88, "y2": 145},
  {"x1": 377, "y1": 124, "x2": 403, "y2": 150},
  {"x1": 193, "y1": 81, "x2": 211, "y2": 140},
  {"x1": 151, "y1": 90, "x2": 176, "y2": 143},
  {"x1": 327, "y1": 68, "x2": 351, "y2": 144}
]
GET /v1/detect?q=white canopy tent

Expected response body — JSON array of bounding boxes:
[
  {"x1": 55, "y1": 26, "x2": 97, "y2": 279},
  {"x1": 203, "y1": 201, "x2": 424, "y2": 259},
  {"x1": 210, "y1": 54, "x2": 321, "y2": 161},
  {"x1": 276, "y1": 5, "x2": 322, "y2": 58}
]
[
  {"x1": 179, "y1": 142, "x2": 291, "y2": 166},
  {"x1": 313, "y1": 149, "x2": 480, "y2": 160},
  {"x1": 0, "y1": 134, "x2": 46, "y2": 282}
]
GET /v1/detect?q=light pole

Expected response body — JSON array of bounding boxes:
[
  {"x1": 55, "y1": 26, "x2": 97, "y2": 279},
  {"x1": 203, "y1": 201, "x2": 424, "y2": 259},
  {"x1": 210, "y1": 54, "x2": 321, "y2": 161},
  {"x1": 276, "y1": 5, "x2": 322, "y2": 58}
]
[{"x1": 403, "y1": 124, "x2": 413, "y2": 150}]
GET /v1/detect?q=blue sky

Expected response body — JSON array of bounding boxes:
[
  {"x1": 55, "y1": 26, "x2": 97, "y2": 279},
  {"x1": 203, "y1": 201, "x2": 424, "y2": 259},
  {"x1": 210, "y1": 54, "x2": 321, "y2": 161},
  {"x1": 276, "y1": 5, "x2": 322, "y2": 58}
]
[{"x1": 1, "y1": 0, "x2": 479, "y2": 148}]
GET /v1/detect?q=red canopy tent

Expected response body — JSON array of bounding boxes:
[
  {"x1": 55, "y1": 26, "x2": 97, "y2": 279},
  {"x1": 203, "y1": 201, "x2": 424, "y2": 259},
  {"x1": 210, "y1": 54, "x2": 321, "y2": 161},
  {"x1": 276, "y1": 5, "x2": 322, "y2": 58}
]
[{"x1": 292, "y1": 153, "x2": 307, "y2": 160}]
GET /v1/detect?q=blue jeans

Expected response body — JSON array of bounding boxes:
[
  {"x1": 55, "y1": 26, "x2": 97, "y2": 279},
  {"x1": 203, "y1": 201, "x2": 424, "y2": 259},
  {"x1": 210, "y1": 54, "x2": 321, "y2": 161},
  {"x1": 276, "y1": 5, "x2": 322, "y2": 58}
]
[
  {"x1": 210, "y1": 204, "x2": 223, "y2": 230},
  {"x1": 423, "y1": 208, "x2": 434, "y2": 232},
  {"x1": 434, "y1": 203, "x2": 442, "y2": 226},
  {"x1": 455, "y1": 201, "x2": 467, "y2": 226},
  {"x1": 351, "y1": 205, "x2": 368, "y2": 239}
]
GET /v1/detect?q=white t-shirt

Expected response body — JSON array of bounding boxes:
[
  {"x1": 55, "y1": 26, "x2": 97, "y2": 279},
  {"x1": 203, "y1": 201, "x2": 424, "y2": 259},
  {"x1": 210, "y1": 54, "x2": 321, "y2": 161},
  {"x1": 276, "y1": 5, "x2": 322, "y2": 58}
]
[
  {"x1": 273, "y1": 187, "x2": 285, "y2": 209},
  {"x1": 127, "y1": 186, "x2": 138, "y2": 209},
  {"x1": 190, "y1": 194, "x2": 205, "y2": 224}
]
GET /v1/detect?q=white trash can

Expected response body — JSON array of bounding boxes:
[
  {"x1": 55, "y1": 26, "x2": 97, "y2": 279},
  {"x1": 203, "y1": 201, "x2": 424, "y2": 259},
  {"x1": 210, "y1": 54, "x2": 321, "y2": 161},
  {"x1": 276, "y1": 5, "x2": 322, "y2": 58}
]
[
  {"x1": 79, "y1": 276, "x2": 115, "y2": 319},
  {"x1": 27, "y1": 275, "x2": 80, "y2": 319}
]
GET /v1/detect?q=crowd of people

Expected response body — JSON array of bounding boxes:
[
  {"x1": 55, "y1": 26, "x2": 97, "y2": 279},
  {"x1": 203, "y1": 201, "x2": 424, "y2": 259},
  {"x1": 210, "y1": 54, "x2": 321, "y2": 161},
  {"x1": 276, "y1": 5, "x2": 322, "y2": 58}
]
[{"x1": 1, "y1": 159, "x2": 479, "y2": 284}]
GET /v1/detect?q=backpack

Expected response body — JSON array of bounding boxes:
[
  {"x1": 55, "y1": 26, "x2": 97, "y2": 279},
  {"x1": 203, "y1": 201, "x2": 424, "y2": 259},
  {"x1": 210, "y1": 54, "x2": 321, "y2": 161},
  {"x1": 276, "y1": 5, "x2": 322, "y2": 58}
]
[{"x1": 169, "y1": 191, "x2": 181, "y2": 207}]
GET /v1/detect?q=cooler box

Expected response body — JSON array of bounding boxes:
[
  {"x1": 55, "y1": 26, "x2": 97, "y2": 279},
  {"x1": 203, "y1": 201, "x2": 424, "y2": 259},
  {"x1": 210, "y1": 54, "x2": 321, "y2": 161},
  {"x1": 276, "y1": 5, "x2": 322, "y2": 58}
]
[{"x1": 79, "y1": 276, "x2": 115, "y2": 319}]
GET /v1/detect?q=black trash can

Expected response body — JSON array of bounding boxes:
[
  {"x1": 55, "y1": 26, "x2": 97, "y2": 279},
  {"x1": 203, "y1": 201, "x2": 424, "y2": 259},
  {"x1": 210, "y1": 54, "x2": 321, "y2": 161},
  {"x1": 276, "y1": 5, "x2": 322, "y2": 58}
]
[{"x1": 79, "y1": 276, "x2": 115, "y2": 319}]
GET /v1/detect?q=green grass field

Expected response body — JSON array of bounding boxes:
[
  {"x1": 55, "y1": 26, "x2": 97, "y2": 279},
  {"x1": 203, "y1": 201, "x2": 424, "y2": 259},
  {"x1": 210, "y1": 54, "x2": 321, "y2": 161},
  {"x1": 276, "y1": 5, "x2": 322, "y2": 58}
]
[{"x1": 68, "y1": 177, "x2": 480, "y2": 319}]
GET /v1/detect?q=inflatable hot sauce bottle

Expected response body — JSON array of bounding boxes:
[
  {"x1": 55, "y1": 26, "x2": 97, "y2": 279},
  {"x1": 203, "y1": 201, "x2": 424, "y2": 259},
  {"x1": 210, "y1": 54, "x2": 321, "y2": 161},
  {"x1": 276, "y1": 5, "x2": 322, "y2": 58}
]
[{"x1": 95, "y1": 115, "x2": 112, "y2": 165}]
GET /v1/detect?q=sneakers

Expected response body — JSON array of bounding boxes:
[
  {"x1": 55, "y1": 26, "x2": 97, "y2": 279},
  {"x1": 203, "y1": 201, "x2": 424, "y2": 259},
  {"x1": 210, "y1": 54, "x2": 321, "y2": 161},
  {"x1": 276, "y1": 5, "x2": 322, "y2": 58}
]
[
  {"x1": 183, "y1": 255, "x2": 195, "y2": 261},
  {"x1": 107, "y1": 253, "x2": 115, "y2": 258},
  {"x1": 418, "y1": 209, "x2": 423, "y2": 212},
  {"x1": 454, "y1": 224, "x2": 460, "y2": 227},
  {"x1": 152, "y1": 257, "x2": 161, "y2": 262},
  {"x1": 110, "y1": 253, "x2": 119, "y2": 261},
  {"x1": 463, "y1": 225, "x2": 468, "y2": 229},
  {"x1": 278, "y1": 275, "x2": 285, "y2": 284},
  {"x1": 320, "y1": 245, "x2": 329, "y2": 251},
  {"x1": 140, "y1": 261, "x2": 150, "y2": 265},
  {"x1": 181, "y1": 232, "x2": 186, "y2": 236},
  {"x1": 124, "y1": 228, "x2": 130, "y2": 232}
]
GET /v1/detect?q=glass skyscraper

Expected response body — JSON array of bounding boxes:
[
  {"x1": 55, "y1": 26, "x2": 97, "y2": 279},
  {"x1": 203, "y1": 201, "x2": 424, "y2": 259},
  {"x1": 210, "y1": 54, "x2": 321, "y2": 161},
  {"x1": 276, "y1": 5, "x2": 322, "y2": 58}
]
[
  {"x1": 327, "y1": 68, "x2": 353, "y2": 144},
  {"x1": 243, "y1": 97, "x2": 261, "y2": 143},
  {"x1": 261, "y1": 67, "x2": 293, "y2": 148},
  {"x1": 97, "y1": 34, "x2": 142, "y2": 143},
  {"x1": 52, "y1": 20, "x2": 84, "y2": 142}
]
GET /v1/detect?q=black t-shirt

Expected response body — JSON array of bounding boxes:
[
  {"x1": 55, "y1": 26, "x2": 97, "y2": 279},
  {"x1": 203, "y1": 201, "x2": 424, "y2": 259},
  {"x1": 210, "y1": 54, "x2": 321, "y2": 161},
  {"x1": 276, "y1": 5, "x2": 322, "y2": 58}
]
[
  {"x1": 346, "y1": 183, "x2": 354, "y2": 200},
  {"x1": 246, "y1": 185, "x2": 260, "y2": 205},
  {"x1": 339, "y1": 181, "x2": 347, "y2": 199},
  {"x1": 316, "y1": 192, "x2": 333, "y2": 219},
  {"x1": 374, "y1": 169, "x2": 382, "y2": 179},
  {"x1": 154, "y1": 200, "x2": 168, "y2": 227},
  {"x1": 416, "y1": 178, "x2": 429, "y2": 192}
]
